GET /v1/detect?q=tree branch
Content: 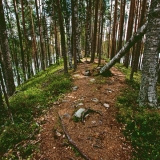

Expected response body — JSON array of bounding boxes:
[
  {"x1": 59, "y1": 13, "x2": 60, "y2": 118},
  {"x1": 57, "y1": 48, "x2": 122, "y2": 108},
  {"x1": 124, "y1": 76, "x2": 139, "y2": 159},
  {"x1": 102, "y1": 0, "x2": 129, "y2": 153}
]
[{"x1": 58, "y1": 113, "x2": 91, "y2": 160}]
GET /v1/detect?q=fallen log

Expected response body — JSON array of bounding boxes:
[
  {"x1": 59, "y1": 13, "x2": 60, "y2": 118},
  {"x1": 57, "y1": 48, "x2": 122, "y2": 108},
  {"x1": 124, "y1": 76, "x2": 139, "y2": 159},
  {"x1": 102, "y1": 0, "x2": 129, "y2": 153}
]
[
  {"x1": 58, "y1": 113, "x2": 91, "y2": 160},
  {"x1": 100, "y1": 22, "x2": 148, "y2": 74}
]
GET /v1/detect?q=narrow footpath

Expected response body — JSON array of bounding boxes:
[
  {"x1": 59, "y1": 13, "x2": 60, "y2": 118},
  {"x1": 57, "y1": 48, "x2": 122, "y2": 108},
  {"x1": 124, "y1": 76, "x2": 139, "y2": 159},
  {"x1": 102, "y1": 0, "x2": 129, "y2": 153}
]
[{"x1": 33, "y1": 60, "x2": 132, "y2": 160}]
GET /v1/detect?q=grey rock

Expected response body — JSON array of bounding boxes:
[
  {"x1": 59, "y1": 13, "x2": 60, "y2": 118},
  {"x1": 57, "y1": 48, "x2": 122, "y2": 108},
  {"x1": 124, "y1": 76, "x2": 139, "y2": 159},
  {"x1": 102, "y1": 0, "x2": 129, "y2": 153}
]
[
  {"x1": 76, "y1": 102, "x2": 84, "y2": 107},
  {"x1": 83, "y1": 70, "x2": 91, "y2": 76},
  {"x1": 90, "y1": 78, "x2": 95, "y2": 82},
  {"x1": 91, "y1": 121, "x2": 96, "y2": 124},
  {"x1": 74, "y1": 108, "x2": 85, "y2": 118},
  {"x1": 72, "y1": 86, "x2": 78, "y2": 91},
  {"x1": 73, "y1": 74, "x2": 81, "y2": 77},
  {"x1": 56, "y1": 130, "x2": 61, "y2": 137},
  {"x1": 92, "y1": 98, "x2": 99, "y2": 103},
  {"x1": 96, "y1": 67, "x2": 101, "y2": 70},
  {"x1": 103, "y1": 103, "x2": 109, "y2": 108}
]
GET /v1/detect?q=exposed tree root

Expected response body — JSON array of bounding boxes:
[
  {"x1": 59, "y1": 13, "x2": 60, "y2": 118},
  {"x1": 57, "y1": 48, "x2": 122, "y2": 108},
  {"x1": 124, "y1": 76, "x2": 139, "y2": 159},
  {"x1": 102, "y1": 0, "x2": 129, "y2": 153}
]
[
  {"x1": 81, "y1": 108, "x2": 102, "y2": 122},
  {"x1": 58, "y1": 113, "x2": 91, "y2": 160}
]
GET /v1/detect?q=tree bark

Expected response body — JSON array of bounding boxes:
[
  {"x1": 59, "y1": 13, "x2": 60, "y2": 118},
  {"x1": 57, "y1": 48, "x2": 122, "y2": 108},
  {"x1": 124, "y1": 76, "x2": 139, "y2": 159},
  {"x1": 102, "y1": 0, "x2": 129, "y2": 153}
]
[
  {"x1": 117, "y1": 0, "x2": 126, "y2": 56},
  {"x1": 30, "y1": 6, "x2": 39, "y2": 73},
  {"x1": 90, "y1": 0, "x2": 99, "y2": 63},
  {"x1": 100, "y1": 23, "x2": 147, "y2": 74},
  {"x1": 85, "y1": 0, "x2": 91, "y2": 57},
  {"x1": 54, "y1": 20, "x2": 60, "y2": 65},
  {"x1": 64, "y1": 0, "x2": 72, "y2": 68},
  {"x1": 21, "y1": 0, "x2": 32, "y2": 79},
  {"x1": 13, "y1": 0, "x2": 26, "y2": 81},
  {"x1": 71, "y1": 0, "x2": 77, "y2": 71},
  {"x1": 110, "y1": 0, "x2": 118, "y2": 59},
  {"x1": 130, "y1": 0, "x2": 147, "y2": 79},
  {"x1": 35, "y1": 0, "x2": 46, "y2": 70},
  {"x1": 139, "y1": 0, "x2": 160, "y2": 107},
  {"x1": 0, "y1": 0, "x2": 15, "y2": 96},
  {"x1": 57, "y1": 0, "x2": 68, "y2": 73},
  {"x1": 107, "y1": 0, "x2": 112, "y2": 58},
  {"x1": 124, "y1": 0, "x2": 135, "y2": 68}
]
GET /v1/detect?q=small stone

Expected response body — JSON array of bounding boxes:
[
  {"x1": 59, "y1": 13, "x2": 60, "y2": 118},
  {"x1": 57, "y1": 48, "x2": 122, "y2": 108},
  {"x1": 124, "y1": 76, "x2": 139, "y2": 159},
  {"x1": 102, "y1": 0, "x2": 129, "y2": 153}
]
[
  {"x1": 92, "y1": 121, "x2": 96, "y2": 124},
  {"x1": 103, "y1": 103, "x2": 109, "y2": 108},
  {"x1": 73, "y1": 74, "x2": 81, "y2": 77},
  {"x1": 91, "y1": 98, "x2": 99, "y2": 103},
  {"x1": 53, "y1": 102, "x2": 59, "y2": 105},
  {"x1": 90, "y1": 78, "x2": 95, "y2": 82},
  {"x1": 37, "y1": 134, "x2": 41, "y2": 137},
  {"x1": 82, "y1": 70, "x2": 91, "y2": 76},
  {"x1": 72, "y1": 86, "x2": 78, "y2": 91},
  {"x1": 56, "y1": 131, "x2": 61, "y2": 137},
  {"x1": 76, "y1": 102, "x2": 84, "y2": 107},
  {"x1": 40, "y1": 117, "x2": 45, "y2": 121},
  {"x1": 99, "y1": 120, "x2": 102, "y2": 125}
]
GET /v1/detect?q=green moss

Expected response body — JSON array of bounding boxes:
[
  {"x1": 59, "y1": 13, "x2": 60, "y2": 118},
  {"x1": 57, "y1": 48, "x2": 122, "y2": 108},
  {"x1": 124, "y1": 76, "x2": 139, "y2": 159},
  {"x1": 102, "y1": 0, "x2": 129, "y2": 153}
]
[
  {"x1": 0, "y1": 64, "x2": 72, "y2": 159},
  {"x1": 116, "y1": 65, "x2": 160, "y2": 160}
]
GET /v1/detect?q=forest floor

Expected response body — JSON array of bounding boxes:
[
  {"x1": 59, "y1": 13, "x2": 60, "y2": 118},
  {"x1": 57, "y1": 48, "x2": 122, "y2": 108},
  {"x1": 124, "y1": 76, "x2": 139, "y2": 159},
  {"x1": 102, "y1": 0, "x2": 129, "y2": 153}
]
[{"x1": 33, "y1": 59, "x2": 132, "y2": 160}]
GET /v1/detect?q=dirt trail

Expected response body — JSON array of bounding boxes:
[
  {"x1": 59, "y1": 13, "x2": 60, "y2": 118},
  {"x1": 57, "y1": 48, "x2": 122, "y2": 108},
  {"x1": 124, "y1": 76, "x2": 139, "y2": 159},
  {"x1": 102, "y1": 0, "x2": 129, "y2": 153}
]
[{"x1": 34, "y1": 60, "x2": 132, "y2": 160}]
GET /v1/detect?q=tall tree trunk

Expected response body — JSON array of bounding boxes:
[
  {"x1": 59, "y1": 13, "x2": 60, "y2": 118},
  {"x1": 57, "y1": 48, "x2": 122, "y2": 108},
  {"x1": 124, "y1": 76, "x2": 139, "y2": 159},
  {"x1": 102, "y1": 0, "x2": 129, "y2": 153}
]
[
  {"x1": 71, "y1": 0, "x2": 78, "y2": 71},
  {"x1": 30, "y1": 6, "x2": 39, "y2": 73},
  {"x1": 117, "y1": 0, "x2": 126, "y2": 62},
  {"x1": 130, "y1": 0, "x2": 147, "y2": 80},
  {"x1": 57, "y1": 0, "x2": 68, "y2": 73},
  {"x1": 35, "y1": 0, "x2": 46, "y2": 70},
  {"x1": 13, "y1": 0, "x2": 26, "y2": 81},
  {"x1": 54, "y1": 20, "x2": 60, "y2": 65},
  {"x1": 90, "y1": 0, "x2": 99, "y2": 63},
  {"x1": 130, "y1": 0, "x2": 140, "y2": 68},
  {"x1": 21, "y1": 0, "x2": 32, "y2": 79},
  {"x1": 107, "y1": 0, "x2": 112, "y2": 58},
  {"x1": 64, "y1": 0, "x2": 72, "y2": 68},
  {"x1": 0, "y1": 0, "x2": 15, "y2": 96},
  {"x1": 98, "y1": 0, "x2": 104, "y2": 66},
  {"x1": 4, "y1": 0, "x2": 20, "y2": 85},
  {"x1": 139, "y1": 0, "x2": 160, "y2": 107},
  {"x1": 85, "y1": 0, "x2": 91, "y2": 57},
  {"x1": 110, "y1": 0, "x2": 118, "y2": 59},
  {"x1": 124, "y1": 0, "x2": 135, "y2": 68}
]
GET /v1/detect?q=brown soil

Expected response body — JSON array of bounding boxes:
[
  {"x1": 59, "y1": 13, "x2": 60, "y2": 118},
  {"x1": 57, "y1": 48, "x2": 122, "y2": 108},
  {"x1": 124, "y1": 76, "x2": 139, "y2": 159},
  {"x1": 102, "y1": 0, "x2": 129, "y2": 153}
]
[{"x1": 33, "y1": 60, "x2": 132, "y2": 160}]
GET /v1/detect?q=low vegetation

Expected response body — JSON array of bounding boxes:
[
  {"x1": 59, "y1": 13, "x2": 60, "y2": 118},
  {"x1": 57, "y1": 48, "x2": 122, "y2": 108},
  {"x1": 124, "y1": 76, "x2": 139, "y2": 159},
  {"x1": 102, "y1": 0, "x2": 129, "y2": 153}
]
[
  {"x1": 116, "y1": 63, "x2": 160, "y2": 159},
  {"x1": 0, "y1": 63, "x2": 72, "y2": 159},
  {"x1": 1, "y1": 61, "x2": 160, "y2": 159}
]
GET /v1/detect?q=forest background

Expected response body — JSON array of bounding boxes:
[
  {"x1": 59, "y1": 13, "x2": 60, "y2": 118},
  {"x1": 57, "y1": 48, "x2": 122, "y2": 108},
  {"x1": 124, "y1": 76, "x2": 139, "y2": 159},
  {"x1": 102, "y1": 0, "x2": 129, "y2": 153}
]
[{"x1": 0, "y1": 0, "x2": 160, "y2": 159}]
